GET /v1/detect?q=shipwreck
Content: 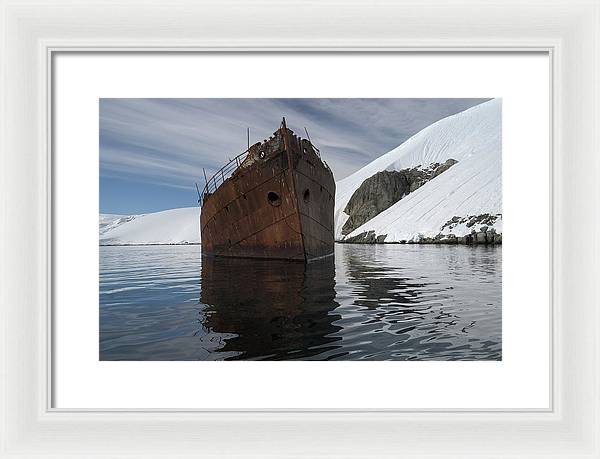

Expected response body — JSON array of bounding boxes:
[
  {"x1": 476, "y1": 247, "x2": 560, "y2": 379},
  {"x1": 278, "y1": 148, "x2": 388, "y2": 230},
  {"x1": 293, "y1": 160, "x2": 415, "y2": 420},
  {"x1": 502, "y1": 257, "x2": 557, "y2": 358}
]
[{"x1": 199, "y1": 119, "x2": 335, "y2": 262}]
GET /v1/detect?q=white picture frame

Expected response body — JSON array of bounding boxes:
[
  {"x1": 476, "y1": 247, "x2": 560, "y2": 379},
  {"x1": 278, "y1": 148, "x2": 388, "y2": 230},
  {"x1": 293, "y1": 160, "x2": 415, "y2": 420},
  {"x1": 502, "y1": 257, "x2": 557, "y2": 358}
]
[{"x1": 1, "y1": 0, "x2": 598, "y2": 457}]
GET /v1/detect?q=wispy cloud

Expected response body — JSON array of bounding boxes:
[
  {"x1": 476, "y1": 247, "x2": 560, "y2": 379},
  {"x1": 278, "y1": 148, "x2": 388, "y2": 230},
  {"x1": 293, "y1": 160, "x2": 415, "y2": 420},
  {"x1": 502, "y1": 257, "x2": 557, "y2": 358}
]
[{"x1": 100, "y1": 98, "x2": 488, "y2": 211}]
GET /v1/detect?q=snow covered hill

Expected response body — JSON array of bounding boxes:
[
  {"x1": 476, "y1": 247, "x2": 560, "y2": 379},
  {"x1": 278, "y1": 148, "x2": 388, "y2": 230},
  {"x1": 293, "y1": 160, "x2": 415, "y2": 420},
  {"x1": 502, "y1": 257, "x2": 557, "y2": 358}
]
[
  {"x1": 335, "y1": 98, "x2": 502, "y2": 242},
  {"x1": 99, "y1": 214, "x2": 140, "y2": 236},
  {"x1": 100, "y1": 207, "x2": 200, "y2": 245}
]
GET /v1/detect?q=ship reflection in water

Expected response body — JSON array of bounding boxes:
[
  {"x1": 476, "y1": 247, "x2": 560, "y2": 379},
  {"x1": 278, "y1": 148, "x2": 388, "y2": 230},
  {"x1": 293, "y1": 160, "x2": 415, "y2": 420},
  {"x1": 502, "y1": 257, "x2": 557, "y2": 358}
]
[
  {"x1": 100, "y1": 244, "x2": 501, "y2": 361},
  {"x1": 200, "y1": 256, "x2": 342, "y2": 360}
]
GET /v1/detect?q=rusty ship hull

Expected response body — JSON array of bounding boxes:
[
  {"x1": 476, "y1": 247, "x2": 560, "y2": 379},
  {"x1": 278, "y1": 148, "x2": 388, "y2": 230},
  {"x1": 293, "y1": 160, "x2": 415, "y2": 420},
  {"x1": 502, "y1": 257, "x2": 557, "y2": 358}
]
[{"x1": 200, "y1": 121, "x2": 335, "y2": 262}]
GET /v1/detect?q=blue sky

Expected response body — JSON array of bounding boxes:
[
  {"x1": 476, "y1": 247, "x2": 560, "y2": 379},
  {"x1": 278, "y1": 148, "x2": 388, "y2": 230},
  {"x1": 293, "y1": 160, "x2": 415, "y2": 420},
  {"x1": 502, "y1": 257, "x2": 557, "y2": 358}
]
[{"x1": 100, "y1": 98, "x2": 488, "y2": 215}]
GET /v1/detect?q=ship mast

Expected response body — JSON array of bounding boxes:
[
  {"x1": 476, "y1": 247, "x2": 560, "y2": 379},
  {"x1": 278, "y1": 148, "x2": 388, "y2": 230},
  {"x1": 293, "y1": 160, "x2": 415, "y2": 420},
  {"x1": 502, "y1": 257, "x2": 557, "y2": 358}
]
[
  {"x1": 304, "y1": 127, "x2": 312, "y2": 144},
  {"x1": 195, "y1": 182, "x2": 201, "y2": 204}
]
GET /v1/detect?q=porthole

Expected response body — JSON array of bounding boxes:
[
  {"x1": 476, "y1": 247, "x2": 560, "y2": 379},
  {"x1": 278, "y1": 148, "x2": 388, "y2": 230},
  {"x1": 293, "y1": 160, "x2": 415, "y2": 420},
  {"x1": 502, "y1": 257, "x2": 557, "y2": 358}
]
[
  {"x1": 267, "y1": 191, "x2": 281, "y2": 207},
  {"x1": 303, "y1": 188, "x2": 310, "y2": 203}
]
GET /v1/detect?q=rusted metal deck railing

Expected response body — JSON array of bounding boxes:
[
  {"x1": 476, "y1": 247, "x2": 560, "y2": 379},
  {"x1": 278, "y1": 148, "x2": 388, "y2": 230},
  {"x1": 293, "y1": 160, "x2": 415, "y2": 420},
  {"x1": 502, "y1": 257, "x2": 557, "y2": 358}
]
[{"x1": 201, "y1": 149, "x2": 249, "y2": 205}]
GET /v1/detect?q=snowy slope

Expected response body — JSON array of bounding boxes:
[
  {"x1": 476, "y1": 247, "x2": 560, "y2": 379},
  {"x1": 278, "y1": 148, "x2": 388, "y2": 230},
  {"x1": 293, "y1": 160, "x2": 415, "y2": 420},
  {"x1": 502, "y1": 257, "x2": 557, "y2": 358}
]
[
  {"x1": 335, "y1": 99, "x2": 501, "y2": 242},
  {"x1": 100, "y1": 207, "x2": 200, "y2": 245},
  {"x1": 99, "y1": 214, "x2": 140, "y2": 236}
]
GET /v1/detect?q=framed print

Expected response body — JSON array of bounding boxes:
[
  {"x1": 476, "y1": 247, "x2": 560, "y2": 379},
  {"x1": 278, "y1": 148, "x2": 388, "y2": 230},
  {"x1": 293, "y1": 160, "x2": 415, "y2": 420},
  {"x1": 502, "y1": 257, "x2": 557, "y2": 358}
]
[
  {"x1": 1, "y1": 0, "x2": 599, "y2": 458},
  {"x1": 53, "y1": 53, "x2": 549, "y2": 410}
]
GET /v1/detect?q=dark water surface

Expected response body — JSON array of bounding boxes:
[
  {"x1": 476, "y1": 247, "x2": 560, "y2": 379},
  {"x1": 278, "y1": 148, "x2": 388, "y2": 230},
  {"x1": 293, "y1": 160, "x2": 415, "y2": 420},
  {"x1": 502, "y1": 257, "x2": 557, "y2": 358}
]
[{"x1": 100, "y1": 244, "x2": 501, "y2": 360}]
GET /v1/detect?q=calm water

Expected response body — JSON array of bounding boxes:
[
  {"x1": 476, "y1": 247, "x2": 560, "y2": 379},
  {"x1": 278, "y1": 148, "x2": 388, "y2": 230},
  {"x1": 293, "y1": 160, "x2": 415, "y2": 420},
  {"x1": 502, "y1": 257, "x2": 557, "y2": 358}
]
[{"x1": 100, "y1": 244, "x2": 501, "y2": 360}]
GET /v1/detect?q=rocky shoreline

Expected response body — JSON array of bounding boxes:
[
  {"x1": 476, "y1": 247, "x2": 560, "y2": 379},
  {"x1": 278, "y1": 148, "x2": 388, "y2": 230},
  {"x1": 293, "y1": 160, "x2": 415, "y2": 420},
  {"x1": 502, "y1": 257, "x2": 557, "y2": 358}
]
[{"x1": 339, "y1": 226, "x2": 502, "y2": 245}]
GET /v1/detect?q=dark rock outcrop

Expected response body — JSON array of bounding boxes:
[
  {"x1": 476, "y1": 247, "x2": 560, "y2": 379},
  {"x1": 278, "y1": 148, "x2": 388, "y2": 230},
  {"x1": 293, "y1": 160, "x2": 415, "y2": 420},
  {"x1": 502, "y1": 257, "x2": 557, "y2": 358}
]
[
  {"x1": 343, "y1": 231, "x2": 389, "y2": 244},
  {"x1": 342, "y1": 159, "x2": 458, "y2": 235},
  {"x1": 440, "y1": 213, "x2": 501, "y2": 232}
]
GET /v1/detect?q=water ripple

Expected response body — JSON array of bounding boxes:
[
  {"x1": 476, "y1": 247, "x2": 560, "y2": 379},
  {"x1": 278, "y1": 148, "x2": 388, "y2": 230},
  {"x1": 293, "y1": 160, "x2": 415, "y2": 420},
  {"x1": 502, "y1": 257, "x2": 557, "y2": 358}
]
[{"x1": 100, "y1": 243, "x2": 501, "y2": 360}]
